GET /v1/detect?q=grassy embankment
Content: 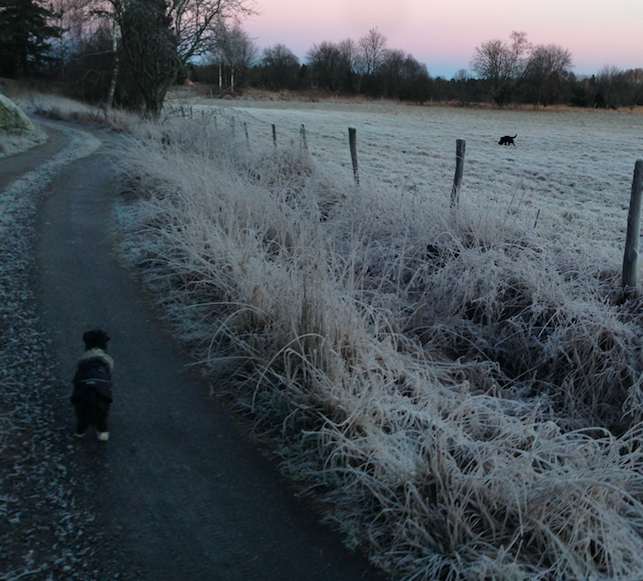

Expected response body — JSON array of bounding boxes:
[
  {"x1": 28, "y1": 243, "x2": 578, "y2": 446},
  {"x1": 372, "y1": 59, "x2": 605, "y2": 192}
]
[{"x1": 23, "y1": 93, "x2": 643, "y2": 580}]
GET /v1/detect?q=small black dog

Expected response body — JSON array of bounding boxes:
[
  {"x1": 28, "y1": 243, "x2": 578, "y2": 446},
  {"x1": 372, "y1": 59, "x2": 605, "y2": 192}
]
[
  {"x1": 70, "y1": 330, "x2": 114, "y2": 441},
  {"x1": 498, "y1": 134, "x2": 517, "y2": 146}
]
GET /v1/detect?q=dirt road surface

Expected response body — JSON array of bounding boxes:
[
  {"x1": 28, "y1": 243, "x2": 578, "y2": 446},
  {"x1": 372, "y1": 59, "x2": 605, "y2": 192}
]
[{"x1": 5, "y1": 120, "x2": 387, "y2": 581}]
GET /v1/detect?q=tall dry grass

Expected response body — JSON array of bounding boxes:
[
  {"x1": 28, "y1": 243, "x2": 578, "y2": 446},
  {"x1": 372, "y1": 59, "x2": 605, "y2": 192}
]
[
  {"x1": 110, "y1": 107, "x2": 643, "y2": 580},
  {"x1": 15, "y1": 92, "x2": 142, "y2": 134}
]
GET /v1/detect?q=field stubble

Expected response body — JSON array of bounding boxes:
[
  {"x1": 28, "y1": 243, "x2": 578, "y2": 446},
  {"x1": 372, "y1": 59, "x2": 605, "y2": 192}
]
[{"x1": 113, "y1": 99, "x2": 643, "y2": 580}]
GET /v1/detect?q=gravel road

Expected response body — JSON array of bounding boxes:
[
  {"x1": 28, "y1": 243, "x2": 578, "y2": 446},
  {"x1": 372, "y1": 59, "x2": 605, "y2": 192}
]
[{"x1": 0, "y1": 120, "x2": 386, "y2": 581}]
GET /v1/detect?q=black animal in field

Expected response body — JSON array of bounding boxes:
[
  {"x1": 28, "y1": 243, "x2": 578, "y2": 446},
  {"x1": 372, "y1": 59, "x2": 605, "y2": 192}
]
[{"x1": 498, "y1": 134, "x2": 517, "y2": 146}]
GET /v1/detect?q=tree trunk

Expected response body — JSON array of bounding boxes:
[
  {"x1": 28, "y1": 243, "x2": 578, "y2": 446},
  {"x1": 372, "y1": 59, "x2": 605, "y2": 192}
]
[
  {"x1": 118, "y1": 0, "x2": 179, "y2": 117},
  {"x1": 106, "y1": 17, "x2": 119, "y2": 110}
]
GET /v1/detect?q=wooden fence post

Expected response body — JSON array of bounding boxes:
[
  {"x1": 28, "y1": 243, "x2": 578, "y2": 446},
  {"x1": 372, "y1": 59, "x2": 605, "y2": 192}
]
[
  {"x1": 621, "y1": 159, "x2": 643, "y2": 295},
  {"x1": 300, "y1": 124, "x2": 308, "y2": 152},
  {"x1": 349, "y1": 126, "x2": 359, "y2": 185},
  {"x1": 230, "y1": 116, "x2": 235, "y2": 137},
  {"x1": 450, "y1": 138, "x2": 466, "y2": 207},
  {"x1": 272, "y1": 124, "x2": 277, "y2": 148},
  {"x1": 244, "y1": 122, "x2": 250, "y2": 147}
]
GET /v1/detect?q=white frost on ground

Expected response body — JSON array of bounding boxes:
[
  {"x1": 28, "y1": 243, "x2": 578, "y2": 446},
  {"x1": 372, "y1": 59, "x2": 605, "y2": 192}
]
[
  {"x1": 196, "y1": 101, "x2": 643, "y2": 267},
  {"x1": 0, "y1": 122, "x2": 100, "y2": 230},
  {"x1": 0, "y1": 126, "x2": 48, "y2": 159}
]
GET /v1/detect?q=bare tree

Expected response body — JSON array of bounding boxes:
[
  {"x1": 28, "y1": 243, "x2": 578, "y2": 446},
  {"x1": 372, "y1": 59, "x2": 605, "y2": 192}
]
[
  {"x1": 337, "y1": 38, "x2": 360, "y2": 91},
  {"x1": 50, "y1": 0, "x2": 94, "y2": 76},
  {"x1": 337, "y1": 39, "x2": 358, "y2": 71},
  {"x1": 212, "y1": 21, "x2": 257, "y2": 91},
  {"x1": 400, "y1": 55, "x2": 432, "y2": 102},
  {"x1": 524, "y1": 44, "x2": 573, "y2": 106},
  {"x1": 595, "y1": 64, "x2": 626, "y2": 109},
  {"x1": 623, "y1": 68, "x2": 643, "y2": 109},
  {"x1": 379, "y1": 48, "x2": 406, "y2": 98},
  {"x1": 306, "y1": 41, "x2": 343, "y2": 91},
  {"x1": 109, "y1": 0, "x2": 256, "y2": 115},
  {"x1": 62, "y1": 0, "x2": 123, "y2": 108},
  {"x1": 471, "y1": 31, "x2": 530, "y2": 106},
  {"x1": 260, "y1": 43, "x2": 299, "y2": 90},
  {"x1": 454, "y1": 68, "x2": 471, "y2": 105},
  {"x1": 358, "y1": 27, "x2": 387, "y2": 75},
  {"x1": 105, "y1": 6, "x2": 119, "y2": 108},
  {"x1": 169, "y1": 0, "x2": 255, "y2": 64}
]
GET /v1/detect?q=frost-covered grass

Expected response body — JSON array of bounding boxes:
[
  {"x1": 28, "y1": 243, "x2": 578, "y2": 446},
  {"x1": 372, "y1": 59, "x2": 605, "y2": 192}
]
[
  {"x1": 39, "y1": 96, "x2": 643, "y2": 580},
  {"x1": 199, "y1": 100, "x2": 643, "y2": 257},
  {"x1": 14, "y1": 92, "x2": 140, "y2": 134},
  {"x1": 0, "y1": 127, "x2": 47, "y2": 159}
]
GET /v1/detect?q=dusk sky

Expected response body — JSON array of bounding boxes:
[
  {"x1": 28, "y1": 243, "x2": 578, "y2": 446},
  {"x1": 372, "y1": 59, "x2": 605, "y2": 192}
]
[{"x1": 242, "y1": 0, "x2": 643, "y2": 79}]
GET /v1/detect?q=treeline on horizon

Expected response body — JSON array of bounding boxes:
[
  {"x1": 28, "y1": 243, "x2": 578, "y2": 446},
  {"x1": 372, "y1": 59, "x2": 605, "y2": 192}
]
[
  {"x1": 189, "y1": 29, "x2": 643, "y2": 110},
  {"x1": 1, "y1": 0, "x2": 642, "y2": 112}
]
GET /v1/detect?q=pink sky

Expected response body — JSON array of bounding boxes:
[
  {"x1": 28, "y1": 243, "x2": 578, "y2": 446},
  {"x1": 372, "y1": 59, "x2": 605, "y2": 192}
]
[{"x1": 242, "y1": 0, "x2": 643, "y2": 78}]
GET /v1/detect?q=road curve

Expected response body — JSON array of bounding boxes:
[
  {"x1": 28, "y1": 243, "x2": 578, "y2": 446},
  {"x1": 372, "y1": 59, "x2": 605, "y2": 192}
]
[{"x1": 33, "y1": 122, "x2": 387, "y2": 581}]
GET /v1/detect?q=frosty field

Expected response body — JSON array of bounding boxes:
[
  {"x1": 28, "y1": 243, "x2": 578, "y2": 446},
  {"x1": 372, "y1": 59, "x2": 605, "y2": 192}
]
[
  {"x1": 196, "y1": 100, "x2": 643, "y2": 258},
  {"x1": 103, "y1": 97, "x2": 643, "y2": 580}
]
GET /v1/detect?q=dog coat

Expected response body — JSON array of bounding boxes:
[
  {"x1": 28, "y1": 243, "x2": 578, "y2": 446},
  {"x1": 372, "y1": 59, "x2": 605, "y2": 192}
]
[{"x1": 70, "y1": 348, "x2": 114, "y2": 403}]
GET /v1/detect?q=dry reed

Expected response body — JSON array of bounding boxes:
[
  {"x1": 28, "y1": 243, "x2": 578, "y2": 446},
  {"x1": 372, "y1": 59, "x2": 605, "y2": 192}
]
[{"x1": 105, "y1": 108, "x2": 643, "y2": 580}]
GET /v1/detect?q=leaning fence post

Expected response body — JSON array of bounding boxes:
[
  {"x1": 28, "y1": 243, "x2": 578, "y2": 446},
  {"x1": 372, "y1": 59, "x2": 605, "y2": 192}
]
[
  {"x1": 450, "y1": 138, "x2": 466, "y2": 207},
  {"x1": 348, "y1": 126, "x2": 359, "y2": 185},
  {"x1": 621, "y1": 159, "x2": 643, "y2": 295},
  {"x1": 272, "y1": 124, "x2": 277, "y2": 148},
  {"x1": 244, "y1": 122, "x2": 250, "y2": 147}
]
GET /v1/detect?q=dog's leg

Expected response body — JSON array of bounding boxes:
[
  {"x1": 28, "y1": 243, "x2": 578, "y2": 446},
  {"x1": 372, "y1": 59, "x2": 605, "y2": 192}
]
[
  {"x1": 75, "y1": 420, "x2": 88, "y2": 437},
  {"x1": 96, "y1": 418, "x2": 109, "y2": 441},
  {"x1": 75, "y1": 406, "x2": 89, "y2": 437},
  {"x1": 96, "y1": 401, "x2": 110, "y2": 441}
]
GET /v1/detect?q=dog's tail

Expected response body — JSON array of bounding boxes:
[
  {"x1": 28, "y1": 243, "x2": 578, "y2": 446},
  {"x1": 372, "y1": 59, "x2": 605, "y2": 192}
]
[{"x1": 512, "y1": 134, "x2": 517, "y2": 138}]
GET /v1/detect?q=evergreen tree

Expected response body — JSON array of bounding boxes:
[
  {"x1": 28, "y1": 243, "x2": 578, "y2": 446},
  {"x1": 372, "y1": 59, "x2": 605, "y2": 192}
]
[{"x1": 0, "y1": 0, "x2": 60, "y2": 78}]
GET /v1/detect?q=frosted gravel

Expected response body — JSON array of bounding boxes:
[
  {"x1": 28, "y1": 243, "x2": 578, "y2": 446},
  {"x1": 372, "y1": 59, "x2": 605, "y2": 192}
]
[{"x1": 0, "y1": 123, "x2": 130, "y2": 580}]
